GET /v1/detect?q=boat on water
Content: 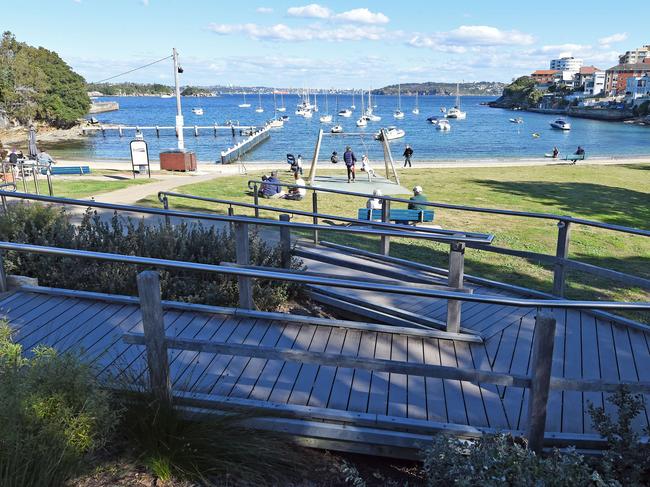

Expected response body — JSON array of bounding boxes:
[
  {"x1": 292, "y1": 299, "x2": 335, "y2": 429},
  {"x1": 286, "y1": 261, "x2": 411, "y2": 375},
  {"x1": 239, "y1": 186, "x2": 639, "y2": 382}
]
[
  {"x1": 412, "y1": 92, "x2": 420, "y2": 115},
  {"x1": 191, "y1": 107, "x2": 204, "y2": 115},
  {"x1": 550, "y1": 119, "x2": 571, "y2": 130},
  {"x1": 338, "y1": 108, "x2": 352, "y2": 117},
  {"x1": 394, "y1": 84, "x2": 405, "y2": 119},
  {"x1": 277, "y1": 93, "x2": 286, "y2": 112},
  {"x1": 364, "y1": 89, "x2": 381, "y2": 121},
  {"x1": 446, "y1": 83, "x2": 466, "y2": 119},
  {"x1": 374, "y1": 126, "x2": 405, "y2": 141},
  {"x1": 280, "y1": 115, "x2": 290, "y2": 121},
  {"x1": 319, "y1": 93, "x2": 332, "y2": 123},
  {"x1": 331, "y1": 124, "x2": 343, "y2": 133},
  {"x1": 238, "y1": 93, "x2": 251, "y2": 108},
  {"x1": 268, "y1": 118, "x2": 284, "y2": 128},
  {"x1": 440, "y1": 107, "x2": 447, "y2": 113},
  {"x1": 350, "y1": 90, "x2": 356, "y2": 110},
  {"x1": 510, "y1": 117, "x2": 524, "y2": 124},
  {"x1": 436, "y1": 119, "x2": 451, "y2": 131},
  {"x1": 255, "y1": 93, "x2": 264, "y2": 113},
  {"x1": 356, "y1": 117, "x2": 367, "y2": 127},
  {"x1": 160, "y1": 94, "x2": 173, "y2": 99}
]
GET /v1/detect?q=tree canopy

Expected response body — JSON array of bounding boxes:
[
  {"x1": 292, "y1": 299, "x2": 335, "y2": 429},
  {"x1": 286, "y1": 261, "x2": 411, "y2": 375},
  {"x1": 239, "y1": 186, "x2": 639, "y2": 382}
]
[{"x1": 0, "y1": 31, "x2": 90, "y2": 128}]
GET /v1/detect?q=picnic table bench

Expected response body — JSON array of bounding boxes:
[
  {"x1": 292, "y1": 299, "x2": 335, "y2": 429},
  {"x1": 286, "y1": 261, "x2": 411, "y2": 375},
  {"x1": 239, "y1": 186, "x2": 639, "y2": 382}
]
[{"x1": 357, "y1": 208, "x2": 435, "y2": 224}]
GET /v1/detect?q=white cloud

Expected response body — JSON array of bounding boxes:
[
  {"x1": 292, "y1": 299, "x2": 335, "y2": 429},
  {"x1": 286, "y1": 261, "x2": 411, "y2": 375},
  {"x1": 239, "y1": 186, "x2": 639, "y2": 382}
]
[
  {"x1": 407, "y1": 25, "x2": 534, "y2": 52},
  {"x1": 599, "y1": 32, "x2": 628, "y2": 48},
  {"x1": 287, "y1": 3, "x2": 331, "y2": 19},
  {"x1": 256, "y1": 7, "x2": 273, "y2": 14},
  {"x1": 208, "y1": 22, "x2": 385, "y2": 42},
  {"x1": 141, "y1": 0, "x2": 149, "y2": 5},
  {"x1": 334, "y1": 8, "x2": 389, "y2": 25},
  {"x1": 73, "y1": 0, "x2": 82, "y2": 3}
]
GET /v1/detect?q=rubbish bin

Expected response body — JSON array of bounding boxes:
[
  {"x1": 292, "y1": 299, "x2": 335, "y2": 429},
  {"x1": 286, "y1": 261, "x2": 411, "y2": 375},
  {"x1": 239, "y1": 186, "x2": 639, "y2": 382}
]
[{"x1": 159, "y1": 149, "x2": 197, "y2": 172}]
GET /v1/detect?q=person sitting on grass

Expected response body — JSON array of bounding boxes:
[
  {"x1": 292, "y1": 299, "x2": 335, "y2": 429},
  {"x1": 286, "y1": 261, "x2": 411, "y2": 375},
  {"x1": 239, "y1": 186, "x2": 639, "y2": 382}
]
[
  {"x1": 408, "y1": 186, "x2": 428, "y2": 210},
  {"x1": 283, "y1": 172, "x2": 306, "y2": 200},
  {"x1": 261, "y1": 171, "x2": 284, "y2": 199}
]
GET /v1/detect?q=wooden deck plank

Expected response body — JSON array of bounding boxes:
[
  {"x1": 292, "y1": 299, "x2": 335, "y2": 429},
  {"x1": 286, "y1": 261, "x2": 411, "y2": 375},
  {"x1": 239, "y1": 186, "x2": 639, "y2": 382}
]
[
  {"x1": 580, "y1": 312, "x2": 603, "y2": 434},
  {"x1": 268, "y1": 324, "x2": 318, "y2": 404},
  {"x1": 561, "y1": 309, "x2": 584, "y2": 434},
  {"x1": 545, "y1": 308, "x2": 566, "y2": 432},
  {"x1": 348, "y1": 331, "x2": 377, "y2": 413},
  {"x1": 628, "y1": 329, "x2": 650, "y2": 426},
  {"x1": 289, "y1": 326, "x2": 332, "y2": 406},
  {"x1": 247, "y1": 322, "x2": 301, "y2": 401},
  {"x1": 307, "y1": 327, "x2": 347, "y2": 408},
  {"x1": 455, "y1": 341, "x2": 489, "y2": 427},
  {"x1": 388, "y1": 334, "x2": 409, "y2": 418},
  {"x1": 327, "y1": 329, "x2": 362, "y2": 411},
  {"x1": 439, "y1": 339, "x2": 467, "y2": 425},
  {"x1": 407, "y1": 336, "x2": 427, "y2": 420},
  {"x1": 6, "y1": 296, "x2": 69, "y2": 335},
  {"x1": 0, "y1": 292, "x2": 50, "y2": 320},
  {"x1": 502, "y1": 315, "x2": 534, "y2": 430},
  {"x1": 85, "y1": 308, "x2": 144, "y2": 367},
  {"x1": 469, "y1": 342, "x2": 510, "y2": 429},
  {"x1": 596, "y1": 317, "x2": 620, "y2": 422},
  {"x1": 367, "y1": 332, "x2": 391, "y2": 415},
  {"x1": 480, "y1": 307, "x2": 535, "y2": 339},
  {"x1": 423, "y1": 338, "x2": 447, "y2": 422}
]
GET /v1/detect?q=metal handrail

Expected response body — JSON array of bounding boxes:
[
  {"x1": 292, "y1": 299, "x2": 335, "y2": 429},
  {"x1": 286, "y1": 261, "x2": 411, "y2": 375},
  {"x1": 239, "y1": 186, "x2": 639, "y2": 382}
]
[
  {"x1": 1, "y1": 241, "x2": 648, "y2": 311},
  {"x1": 157, "y1": 190, "x2": 489, "y2": 239},
  {"x1": 246, "y1": 179, "x2": 650, "y2": 238},
  {"x1": 0, "y1": 191, "x2": 494, "y2": 245}
]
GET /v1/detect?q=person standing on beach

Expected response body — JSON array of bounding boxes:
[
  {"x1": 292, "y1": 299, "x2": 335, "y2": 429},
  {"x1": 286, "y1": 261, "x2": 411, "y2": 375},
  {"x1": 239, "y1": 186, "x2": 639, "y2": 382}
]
[
  {"x1": 403, "y1": 144, "x2": 413, "y2": 167},
  {"x1": 343, "y1": 146, "x2": 356, "y2": 183}
]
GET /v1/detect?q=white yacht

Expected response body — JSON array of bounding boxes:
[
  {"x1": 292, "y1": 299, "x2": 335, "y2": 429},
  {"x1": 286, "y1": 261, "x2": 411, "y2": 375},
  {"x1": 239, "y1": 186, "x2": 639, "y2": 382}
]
[
  {"x1": 374, "y1": 126, "x2": 405, "y2": 141},
  {"x1": 350, "y1": 90, "x2": 356, "y2": 110},
  {"x1": 277, "y1": 93, "x2": 286, "y2": 112},
  {"x1": 319, "y1": 93, "x2": 332, "y2": 123},
  {"x1": 446, "y1": 83, "x2": 466, "y2": 119},
  {"x1": 331, "y1": 124, "x2": 343, "y2": 133},
  {"x1": 356, "y1": 117, "x2": 367, "y2": 127},
  {"x1": 238, "y1": 93, "x2": 251, "y2": 108},
  {"x1": 191, "y1": 107, "x2": 204, "y2": 115},
  {"x1": 510, "y1": 117, "x2": 524, "y2": 124},
  {"x1": 338, "y1": 108, "x2": 352, "y2": 117},
  {"x1": 436, "y1": 119, "x2": 451, "y2": 130},
  {"x1": 412, "y1": 93, "x2": 420, "y2": 115},
  {"x1": 393, "y1": 84, "x2": 405, "y2": 119},
  {"x1": 364, "y1": 89, "x2": 381, "y2": 121},
  {"x1": 255, "y1": 92, "x2": 264, "y2": 113},
  {"x1": 160, "y1": 94, "x2": 173, "y2": 99},
  {"x1": 550, "y1": 119, "x2": 571, "y2": 130},
  {"x1": 268, "y1": 118, "x2": 284, "y2": 128}
]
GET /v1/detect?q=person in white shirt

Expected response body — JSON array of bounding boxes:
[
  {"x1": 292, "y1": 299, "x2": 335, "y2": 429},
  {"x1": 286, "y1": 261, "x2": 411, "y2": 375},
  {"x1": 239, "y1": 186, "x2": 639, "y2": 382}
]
[
  {"x1": 360, "y1": 154, "x2": 375, "y2": 181},
  {"x1": 284, "y1": 172, "x2": 307, "y2": 200},
  {"x1": 365, "y1": 189, "x2": 383, "y2": 219}
]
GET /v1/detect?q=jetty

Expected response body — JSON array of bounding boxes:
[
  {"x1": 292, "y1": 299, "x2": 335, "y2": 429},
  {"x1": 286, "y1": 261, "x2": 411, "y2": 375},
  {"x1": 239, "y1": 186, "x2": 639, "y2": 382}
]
[
  {"x1": 88, "y1": 101, "x2": 119, "y2": 114},
  {"x1": 0, "y1": 189, "x2": 648, "y2": 459},
  {"x1": 82, "y1": 124, "x2": 257, "y2": 137},
  {"x1": 220, "y1": 123, "x2": 271, "y2": 164}
]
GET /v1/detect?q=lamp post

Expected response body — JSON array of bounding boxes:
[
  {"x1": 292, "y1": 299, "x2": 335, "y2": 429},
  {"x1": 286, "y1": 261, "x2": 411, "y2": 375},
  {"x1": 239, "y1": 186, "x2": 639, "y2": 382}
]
[{"x1": 172, "y1": 47, "x2": 184, "y2": 150}]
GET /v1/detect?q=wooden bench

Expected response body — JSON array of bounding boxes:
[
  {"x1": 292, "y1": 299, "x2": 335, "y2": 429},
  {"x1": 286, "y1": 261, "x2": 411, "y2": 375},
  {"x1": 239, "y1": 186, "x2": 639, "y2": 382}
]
[
  {"x1": 357, "y1": 208, "x2": 435, "y2": 224},
  {"x1": 41, "y1": 166, "x2": 91, "y2": 175},
  {"x1": 564, "y1": 153, "x2": 585, "y2": 162}
]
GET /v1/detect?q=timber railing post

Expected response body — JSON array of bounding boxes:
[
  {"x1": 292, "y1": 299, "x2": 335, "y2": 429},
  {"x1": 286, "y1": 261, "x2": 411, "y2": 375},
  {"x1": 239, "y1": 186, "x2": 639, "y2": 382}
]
[
  {"x1": 136, "y1": 271, "x2": 172, "y2": 406},
  {"x1": 161, "y1": 195, "x2": 171, "y2": 226},
  {"x1": 312, "y1": 192, "x2": 319, "y2": 244},
  {"x1": 380, "y1": 199, "x2": 391, "y2": 255},
  {"x1": 446, "y1": 240, "x2": 465, "y2": 333},
  {"x1": 526, "y1": 310, "x2": 557, "y2": 453},
  {"x1": 253, "y1": 184, "x2": 260, "y2": 218},
  {"x1": 235, "y1": 222, "x2": 254, "y2": 309},
  {"x1": 0, "y1": 251, "x2": 7, "y2": 293},
  {"x1": 552, "y1": 220, "x2": 571, "y2": 297},
  {"x1": 279, "y1": 214, "x2": 291, "y2": 269}
]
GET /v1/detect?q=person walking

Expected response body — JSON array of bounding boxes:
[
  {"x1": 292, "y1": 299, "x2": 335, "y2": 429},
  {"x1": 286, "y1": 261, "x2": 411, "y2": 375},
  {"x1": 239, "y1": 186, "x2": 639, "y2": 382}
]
[
  {"x1": 343, "y1": 146, "x2": 356, "y2": 183},
  {"x1": 403, "y1": 144, "x2": 413, "y2": 168}
]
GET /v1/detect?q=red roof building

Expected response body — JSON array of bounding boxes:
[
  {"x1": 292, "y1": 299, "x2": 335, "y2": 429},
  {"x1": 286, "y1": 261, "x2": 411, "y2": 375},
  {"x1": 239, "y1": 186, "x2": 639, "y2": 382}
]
[
  {"x1": 531, "y1": 69, "x2": 559, "y2": 84},
  {"x1": 605, "y1": 59, "x2": 650, "y2": 94}
]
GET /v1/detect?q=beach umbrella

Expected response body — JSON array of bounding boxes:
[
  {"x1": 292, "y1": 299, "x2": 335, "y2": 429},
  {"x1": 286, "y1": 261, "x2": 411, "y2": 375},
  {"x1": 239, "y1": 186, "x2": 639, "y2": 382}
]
[{"x1": 27, "y1": 125, "x2": 38, "y2": 159}]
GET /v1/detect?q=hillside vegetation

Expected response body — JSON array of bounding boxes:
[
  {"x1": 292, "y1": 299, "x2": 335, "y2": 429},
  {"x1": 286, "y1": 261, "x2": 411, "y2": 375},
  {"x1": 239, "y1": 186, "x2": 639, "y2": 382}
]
[
  {"x1": 86, "y1": 82, "x2": 172, "y2": 96},
  {"x1": 489, "y1": 76, "x2": 544, "y2": 108},
  {"x1": 376, "y1": 81, "x2": 505, "y2": 96}
]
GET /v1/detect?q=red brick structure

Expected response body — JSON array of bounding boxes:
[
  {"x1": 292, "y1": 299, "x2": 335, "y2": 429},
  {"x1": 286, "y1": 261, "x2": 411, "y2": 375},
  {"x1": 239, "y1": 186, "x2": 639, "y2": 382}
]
[{"x1": 605, "y1": 59, "x2": 650, "y2": 95}]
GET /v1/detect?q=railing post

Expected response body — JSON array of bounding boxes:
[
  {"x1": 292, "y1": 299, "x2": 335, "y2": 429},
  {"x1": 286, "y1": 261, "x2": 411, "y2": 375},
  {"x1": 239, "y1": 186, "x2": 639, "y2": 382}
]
[
  {"x1": 136, "y1": 271, "x2": 172, "y2": 406},
  {"x1": 0, "y1": 251, "x2": 7, "y2": 293},
  {"x1": 279, "y1": 214, "x2": 291, "y2": 269},
  {"x1": 446, "y1": 241, "x2": 465, "y2": 333},
  {"x1": 253, "y1": 184, "x2": 260, "y2": 218},
  {"x1": 161, "y1": 195, "x2": 171, "y2": 226},
  {"x1": 552, "y1": 220, "x2": 571, "y2": 297},
  {"x1": 380, "y1": 199, "x2": 391, "y2": 255},
  {"x1": 526, "y1": 311, "x2": 557, "y2": 453},
  {"x1": 312, "y1": 192, "x2": 319, "y2": 244},
  {"x1": 235, "y1": 222, "x2": 254, "y2": 309}
]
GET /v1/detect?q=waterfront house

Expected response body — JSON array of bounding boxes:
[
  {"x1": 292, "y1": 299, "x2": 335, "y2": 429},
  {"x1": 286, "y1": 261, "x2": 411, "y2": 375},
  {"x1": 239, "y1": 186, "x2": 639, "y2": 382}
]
[
  {"x1": 531, "y1": 69, "x2": 559, "y2": 87},
  {"x1": 605, "y1": 58, "x2": 650, "y2": 95},
  {"x1": 626, "y1": 73, "x2": 650, "y2": 99}
]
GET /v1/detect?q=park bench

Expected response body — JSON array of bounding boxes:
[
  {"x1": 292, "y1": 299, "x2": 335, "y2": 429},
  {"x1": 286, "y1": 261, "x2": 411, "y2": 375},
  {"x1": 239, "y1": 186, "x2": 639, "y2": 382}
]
[
  {"x1": 564, "y1": 153, "x2": 585, "y2": 162},
  {"x1": 357, "y1": 208, "x2": 435, "y2": 225},
  {"x1": 41, "y1": 166, "x2": 91, "y2": 176}
]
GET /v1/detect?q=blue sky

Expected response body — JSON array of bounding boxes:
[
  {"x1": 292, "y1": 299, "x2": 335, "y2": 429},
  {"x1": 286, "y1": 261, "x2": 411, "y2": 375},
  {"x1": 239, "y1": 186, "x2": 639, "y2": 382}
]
[{"x1": 4, "y1": 0, "x2": 647, "y2": 88}]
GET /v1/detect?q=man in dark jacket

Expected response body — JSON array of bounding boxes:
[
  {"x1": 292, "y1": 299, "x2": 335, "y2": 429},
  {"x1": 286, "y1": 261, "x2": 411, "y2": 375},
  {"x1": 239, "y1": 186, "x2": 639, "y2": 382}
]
[
  {"x1": 343, "y1": 146, "x2": 356, "y2": 183},
  {"x1": 8, "y1": 148, "x2": 18, "y2": 165},
  {"x1": 403, "y1": 144, "x2": 413, "y2": 167}
]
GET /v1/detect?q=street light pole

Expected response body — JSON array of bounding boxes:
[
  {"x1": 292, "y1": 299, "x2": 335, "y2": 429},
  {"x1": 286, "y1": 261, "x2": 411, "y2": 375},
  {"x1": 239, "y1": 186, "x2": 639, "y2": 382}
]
[{"x1": 172, "y1": 47, "x2": 184, "y2": 150}]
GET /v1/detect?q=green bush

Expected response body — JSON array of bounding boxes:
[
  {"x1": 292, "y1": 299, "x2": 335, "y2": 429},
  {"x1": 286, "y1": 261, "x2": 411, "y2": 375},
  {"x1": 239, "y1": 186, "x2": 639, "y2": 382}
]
[
  {"x1": 0, "y1": 203, "x2": 303, "y2": 311},
  {"x1": 0, "y1": 324, "x2": 118, "y2": 487}
]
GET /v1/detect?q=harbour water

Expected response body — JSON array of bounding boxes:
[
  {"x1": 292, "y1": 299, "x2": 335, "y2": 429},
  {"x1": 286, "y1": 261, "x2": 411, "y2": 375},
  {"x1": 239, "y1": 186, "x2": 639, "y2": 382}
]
[{"x1": 48, "y1": 94, "x2": 650, "y2": 163}]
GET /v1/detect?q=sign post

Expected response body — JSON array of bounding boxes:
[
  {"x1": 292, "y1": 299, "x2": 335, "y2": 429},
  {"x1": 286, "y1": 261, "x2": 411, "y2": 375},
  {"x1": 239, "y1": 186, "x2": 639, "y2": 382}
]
[{"x1": 130, "y1": 138, "x2": 151, "y2": 178}]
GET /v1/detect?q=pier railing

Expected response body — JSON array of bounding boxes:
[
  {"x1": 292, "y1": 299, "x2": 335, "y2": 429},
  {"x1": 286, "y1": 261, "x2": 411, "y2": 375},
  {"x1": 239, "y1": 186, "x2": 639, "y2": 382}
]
[{"x1": 0, "y1": 240, "x2": 648, "y2": 452}]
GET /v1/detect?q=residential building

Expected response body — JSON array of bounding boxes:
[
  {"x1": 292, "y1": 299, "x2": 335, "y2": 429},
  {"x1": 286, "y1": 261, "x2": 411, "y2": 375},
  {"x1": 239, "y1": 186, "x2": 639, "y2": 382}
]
[
  {"x1": 531, "y1": 69, "x2": 559, "y2": 85},
  {"x1": 619, "y1": 45, "x2": 650, "y2": 65},
  {"x1": 550, "y1": 57, "x2": 583, "y2": 74},
  {"x1": 583, "y1": 71, "x2": 606, "y2": 96},
  {"x1": 605, "y1": 59, "x2": 650, "y2": 94},
  {"x1": 575, "y1": 66, "x2": 600, "y2": 87},
  {"x1": 626, "y1": 73, "x2": 650, "y2": 99},
  {"x1": 553, "y1": 70, "x2": 577, "y2": 88}
]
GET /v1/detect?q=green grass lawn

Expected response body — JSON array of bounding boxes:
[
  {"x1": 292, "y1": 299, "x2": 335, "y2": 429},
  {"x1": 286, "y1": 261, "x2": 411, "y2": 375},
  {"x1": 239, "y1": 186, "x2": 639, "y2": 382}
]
[
  {"x1": 12, "y1": 175, "x2": 156, "y2": 199},
  {"x1": 138, "y1": 164, "x2": 650, "y2": 317}
]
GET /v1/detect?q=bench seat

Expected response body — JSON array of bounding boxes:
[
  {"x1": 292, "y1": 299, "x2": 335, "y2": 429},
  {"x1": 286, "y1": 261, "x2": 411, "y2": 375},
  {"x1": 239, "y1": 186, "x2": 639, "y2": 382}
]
[
  {"x1": 357, "y1": 208, "x2": 434, "y2": 224},
  {"x1": 564, "y1": 154, "x2": 585, "y2": 161},
  {"x1": 41, "y1": 166, "x2": 91, "y2": 175}
]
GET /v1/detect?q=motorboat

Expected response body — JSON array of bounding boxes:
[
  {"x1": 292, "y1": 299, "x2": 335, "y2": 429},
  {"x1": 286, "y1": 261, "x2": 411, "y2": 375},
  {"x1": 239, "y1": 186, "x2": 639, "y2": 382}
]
[
  {"x1": 436, "y1": 119, "x2": 451, "y2": 131},
  {"x1": 191, "y1": 107, "x2": 204, "y2": 115},
  {"x1": 338, "y1": 108, "x2": 352, "y2": 117},
  {"x1": 427, "y1": 116, "x2": 439, "y2": 124},
  {"x1": 550, "y1": 119, "x2": 571, "y2": 130},
  {"x1": 367, "y1": 113, "x2": 381, "y2": 121},
  {"x1": 393, "y1": 109, "x2": 405, "y2": 119},
  {"x1": 374, "y1": 126, "x2": 405, "y2": 141},
  {"x1": 509, "y1": 117, "x2": 524, "y2": 124},
  {"x1": 268, "y1": 118, "x2": 284, "y2": 128},
  {"x1": 331, "y1": 124, "x2": 343, "y2": 133},
  {"x1": 160, "y1": 94, "x2": 173, "y2": 99},
  {"x1": 356, "y1": 117, "x2": 367, "y2": 127},
  {"x1": 238, "y1": 93, "x2": 251, "y2": 108},
  {"x1": 280, "y1": 115, "x2": 290, "y2": 121},
  {"x1": 319, "y1": 114, "x2": 332, "y2": 123},
  {"x1": 303, "y1": 110, "x2": 313, "y2": 118}
]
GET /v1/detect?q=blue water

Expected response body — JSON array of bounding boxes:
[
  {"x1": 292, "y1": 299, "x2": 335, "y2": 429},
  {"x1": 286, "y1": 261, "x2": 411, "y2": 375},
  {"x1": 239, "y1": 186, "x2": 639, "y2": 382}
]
[{"x1": 52, "y1": 95, "x2": 650, "y2": 163}]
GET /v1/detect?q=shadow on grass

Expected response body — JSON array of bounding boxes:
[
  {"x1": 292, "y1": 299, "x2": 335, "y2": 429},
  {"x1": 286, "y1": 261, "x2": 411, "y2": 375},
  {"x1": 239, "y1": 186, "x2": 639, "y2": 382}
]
[{"x1": 471, "y1": 180, "x2": 650, "y2": 230}]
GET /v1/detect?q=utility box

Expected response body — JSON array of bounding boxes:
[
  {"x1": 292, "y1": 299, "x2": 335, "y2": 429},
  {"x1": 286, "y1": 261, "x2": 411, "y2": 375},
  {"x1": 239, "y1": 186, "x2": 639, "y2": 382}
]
[{"x1": 159, "y1": 149, "x2": 197, "y2": 172}]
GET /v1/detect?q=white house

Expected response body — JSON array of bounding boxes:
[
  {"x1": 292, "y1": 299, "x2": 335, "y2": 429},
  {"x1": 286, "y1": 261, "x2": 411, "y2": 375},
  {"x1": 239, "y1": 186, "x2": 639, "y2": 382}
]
[
  {"x1": 626, "y1": 74, "x2": 650, "y2": 99},
  {"x1": 583, "y1": 71, "x2": 606, "y2": 96}
]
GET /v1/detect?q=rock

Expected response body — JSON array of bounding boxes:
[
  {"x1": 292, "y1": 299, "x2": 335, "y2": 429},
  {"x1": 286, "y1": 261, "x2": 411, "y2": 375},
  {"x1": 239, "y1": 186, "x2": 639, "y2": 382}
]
[{"x1": 7, "y1": 275, "x2": 39, "y2": 289}]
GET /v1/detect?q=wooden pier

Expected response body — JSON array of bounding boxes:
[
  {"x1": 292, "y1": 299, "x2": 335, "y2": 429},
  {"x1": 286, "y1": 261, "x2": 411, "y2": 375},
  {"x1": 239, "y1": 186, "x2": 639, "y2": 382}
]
[
  {"x1": 82, "y1": 124, "x2": 257, "y2": 138},
  {"x1": 220, "y1": 123, "x2": 272, "y2": 164}
]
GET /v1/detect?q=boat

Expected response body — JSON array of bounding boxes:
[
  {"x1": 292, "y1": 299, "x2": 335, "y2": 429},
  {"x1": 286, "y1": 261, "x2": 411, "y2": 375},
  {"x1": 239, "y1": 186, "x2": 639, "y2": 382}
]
[
  {"x1": 238, "y1": 93, "x2": 251, "y2": 108},
  {"x1": 255, "y1": 93, "x2": 264, "y2": 113},
  {"x1": 303, "y1": 110, "x2": 313, "y2": 118},
  {"x1": 509, "y1": 117, "x2": 524, "y2": 124},
  {"x1": 319, "y1": 93, "x2": 332, "y2": 123},
  {"x1": 436, "y1": 119, "x2": 451, "y2": 131},
  {"x1": 364, "y1": 88, "x2": 381, "y2": 121},
  {"x1": 412, "y1": 92, "x2": 420, "y2": 115},
  {"x1": 374, "y1": 126, "x2": 405, "y2": 141},
  {"x1": 394, "y1": 84, "x2": 405, "y2": 119},
  {"x1": 331, "y1": 124, "x2": 343, "y2": 133},
  {"x1": 446, "y1": 83, "x2": 466, "y2": 119},
  {"x1": 160, "y1": 94, "x2": 173, "y2": 99},
  {"x1": 277, "y1": 93, "x2": 286, "y2": 112},
  {"x1": 350, "y1": 90, "x2": 356, "y2": 110},
  {"x1": 550, "y1": 119, "x2": 571, "y2": 130},
  {"x1": 338, "y1": 108, "x2": 352, "y2": 117},
  {"x1": 280, "y1": 115, "x2": 290, "y2": 121},
  {"x1": 268, "y1": 118, "x2": 284, "y2": 128},
  {"x1": 191, "y1": 107, "x2": 204, "y2": 115},
  {"x1": 440, "y1": 107, "x2": 447, "y2": 113},
  {"x1": 356, "y1": 117, "x2": 367, "y2": 127}
]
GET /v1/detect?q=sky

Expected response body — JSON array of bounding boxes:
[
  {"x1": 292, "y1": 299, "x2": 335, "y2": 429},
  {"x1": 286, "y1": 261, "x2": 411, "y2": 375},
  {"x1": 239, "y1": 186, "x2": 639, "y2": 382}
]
[{"x1": 2, "y1": 0, "x2": 647, "y2": 88}]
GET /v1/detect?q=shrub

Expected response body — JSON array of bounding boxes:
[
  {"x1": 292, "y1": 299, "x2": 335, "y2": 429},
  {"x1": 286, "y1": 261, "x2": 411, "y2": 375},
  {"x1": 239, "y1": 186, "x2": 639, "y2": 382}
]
[
  {"x1": 0, "y1": 203, "x2": 304, "y2": 311},
  {"x1": 421, "y1": 433, "x2": 596, "y2": 486},
  {"x1": 0, "y1": 323, "x2": 118, "y2": 487}
]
